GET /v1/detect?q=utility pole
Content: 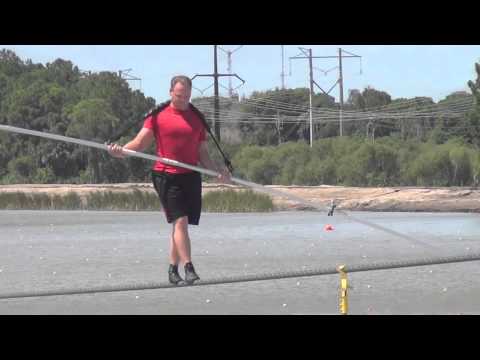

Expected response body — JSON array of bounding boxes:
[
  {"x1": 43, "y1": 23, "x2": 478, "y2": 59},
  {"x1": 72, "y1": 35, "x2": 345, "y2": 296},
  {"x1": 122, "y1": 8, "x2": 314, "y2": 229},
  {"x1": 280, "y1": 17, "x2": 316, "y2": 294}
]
[
  {"x1": 281, "y1": 45, "x2": 286, "y2": 89},
  {"x1": 276, "y1": 109, "x2": 282, "y2": 145},
  {"x1": 213, "y1": 46, "x2": 220, "y2": 141},
  {"x1": 367, "y1": 118, "x2": 375, "y2": 144},
  {"x1": 308, "y1": 49, "x2": 314, "y2": 147},
  {"x1": 338, "y1": 48, "x2": 344, "y2": 137},
  {"x1": 291, "y1": 47, "x2": 362, "y2": 139},
  {"x1": 192, "y1": 45, "x2": 245, "y2": 141},
  {"x1": 289, "y1": 47, "x2": 322, "y2": 147}
]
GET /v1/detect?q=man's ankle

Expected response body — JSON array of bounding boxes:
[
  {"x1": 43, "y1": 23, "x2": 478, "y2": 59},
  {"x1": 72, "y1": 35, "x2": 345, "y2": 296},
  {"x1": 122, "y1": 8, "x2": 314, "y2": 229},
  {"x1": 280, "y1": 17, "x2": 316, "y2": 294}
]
[{"x1": 169, "y1": 264, "x2": 179, "y2": 272}]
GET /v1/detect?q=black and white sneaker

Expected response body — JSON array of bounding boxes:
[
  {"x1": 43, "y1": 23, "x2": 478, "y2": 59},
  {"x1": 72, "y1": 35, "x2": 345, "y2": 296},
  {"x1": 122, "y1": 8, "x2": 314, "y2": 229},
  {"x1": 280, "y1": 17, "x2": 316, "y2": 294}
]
[
  {"x1": 168, "y1": 264, "x2": 184, "y2": 285},
  {"x1": 184, "y1": 262, "x2": 200, "y2": 284}
]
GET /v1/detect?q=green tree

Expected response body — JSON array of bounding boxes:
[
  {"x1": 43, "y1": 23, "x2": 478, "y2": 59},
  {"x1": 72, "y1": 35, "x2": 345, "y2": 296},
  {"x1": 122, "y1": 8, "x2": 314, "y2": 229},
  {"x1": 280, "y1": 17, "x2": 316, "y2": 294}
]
[
  {"x1": 0, "y1": 49, "x2": 26, "y2": 77},
  {"x1": 406, "y1": 145, "x2": 452, "y2": 186},
  {"x1": 66, "y1": 99, "x2": 120, "y2": 183},
  {"x1": 7, "y1": 155, "x2": 36, "y2": 182},
  {"x1": 449, "y1": 146, "x2": 472, "y2": 186}
]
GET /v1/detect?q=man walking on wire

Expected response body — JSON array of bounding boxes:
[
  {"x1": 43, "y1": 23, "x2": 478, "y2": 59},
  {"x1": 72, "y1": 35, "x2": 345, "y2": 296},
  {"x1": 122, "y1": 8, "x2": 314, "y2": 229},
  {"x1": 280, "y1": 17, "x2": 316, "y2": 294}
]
[{"x1": 108, "y1": 75, "x2": 231, "y2": 285}]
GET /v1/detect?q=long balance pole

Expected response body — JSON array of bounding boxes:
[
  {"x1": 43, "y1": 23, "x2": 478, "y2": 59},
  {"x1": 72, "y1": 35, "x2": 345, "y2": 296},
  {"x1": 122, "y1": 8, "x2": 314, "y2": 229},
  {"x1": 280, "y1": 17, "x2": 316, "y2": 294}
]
[{"x1": 0, "y1": 124, "x2": 434, "y2": 249}]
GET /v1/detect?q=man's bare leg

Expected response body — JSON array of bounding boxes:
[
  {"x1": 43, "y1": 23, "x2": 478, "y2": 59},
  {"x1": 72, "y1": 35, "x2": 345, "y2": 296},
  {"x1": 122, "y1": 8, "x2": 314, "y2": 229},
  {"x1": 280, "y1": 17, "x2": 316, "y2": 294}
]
[
  {"x1": 171, "y1": 216, "x2": 191, "y2": 264},
  {"x1": 171, "y1": 216, "x2": 199, "y2": 283},
  {"x1": 169, "y1": 228, "x2": 180, "y2": 265},
  {"x1": 167, "y1": 217, "x2": 190, "y2": 284}
]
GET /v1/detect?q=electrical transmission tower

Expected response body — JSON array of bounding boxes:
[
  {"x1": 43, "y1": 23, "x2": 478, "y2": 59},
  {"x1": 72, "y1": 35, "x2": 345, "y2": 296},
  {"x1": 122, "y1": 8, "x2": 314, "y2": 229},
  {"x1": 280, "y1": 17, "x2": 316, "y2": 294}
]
[
  {"x1": 191, "y1": 45, "x2": 245, "y2": 142},
  {"x1": 218, "y1": 46, "x2": 243, "y2": 98},
  {"x1": 290, "y1": 47, "x2": 362, "y2": 141},
  {"x1": 118, "y1": 69, "x2": 142, "y2": 91}
]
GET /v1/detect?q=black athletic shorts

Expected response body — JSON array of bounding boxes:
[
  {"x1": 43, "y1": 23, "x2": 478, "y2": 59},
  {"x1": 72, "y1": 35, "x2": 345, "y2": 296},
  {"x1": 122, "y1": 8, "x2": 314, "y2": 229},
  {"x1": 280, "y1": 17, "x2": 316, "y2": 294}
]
[{"x1": 151, "y1": 170, "x2": 202, "y2": 225}]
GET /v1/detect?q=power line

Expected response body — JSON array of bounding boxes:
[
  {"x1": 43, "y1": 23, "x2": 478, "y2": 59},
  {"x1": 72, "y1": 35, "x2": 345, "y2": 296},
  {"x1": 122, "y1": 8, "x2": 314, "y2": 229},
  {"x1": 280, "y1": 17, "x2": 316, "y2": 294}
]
[
  {"x1": 193, "y1": 95, "x2": 472, "y2": 121},
  {"x1": 289, "y1": 47, "x2": 362, "y2": 141}
]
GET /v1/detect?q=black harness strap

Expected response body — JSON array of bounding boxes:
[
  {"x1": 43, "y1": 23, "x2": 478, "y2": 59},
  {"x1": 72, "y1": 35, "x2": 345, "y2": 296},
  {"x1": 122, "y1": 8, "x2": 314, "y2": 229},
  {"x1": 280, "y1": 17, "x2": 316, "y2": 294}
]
[
  {"x1": 147, "y1": 101, "x2": 170, "y2": 140},
  {"x1": 189, "y1": 103, "x2": 234, "y2": 174},
  {"x1": 107, "y1": 101, "x2": 170, "y2": 144}
]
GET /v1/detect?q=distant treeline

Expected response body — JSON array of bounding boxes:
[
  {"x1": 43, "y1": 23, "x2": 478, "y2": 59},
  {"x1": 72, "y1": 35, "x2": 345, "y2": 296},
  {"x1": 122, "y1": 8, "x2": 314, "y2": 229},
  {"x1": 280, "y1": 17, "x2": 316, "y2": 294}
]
[
  {"x1": 1, "y1": 49, "x2": 479, "y2": 187},
  {"x1": 233, "y1": 137, "x2": 480, "y2": 187}
]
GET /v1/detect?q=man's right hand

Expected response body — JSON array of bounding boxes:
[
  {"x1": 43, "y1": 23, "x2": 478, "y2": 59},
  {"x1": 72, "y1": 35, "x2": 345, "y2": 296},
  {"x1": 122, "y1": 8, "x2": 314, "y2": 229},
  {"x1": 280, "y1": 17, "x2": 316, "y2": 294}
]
[
  {"x1": 107, "y1": 143, "x2": 126, "y2": 158},
  {"x1": 217, "y1": 168, "x2": 233, "y2": 184}
]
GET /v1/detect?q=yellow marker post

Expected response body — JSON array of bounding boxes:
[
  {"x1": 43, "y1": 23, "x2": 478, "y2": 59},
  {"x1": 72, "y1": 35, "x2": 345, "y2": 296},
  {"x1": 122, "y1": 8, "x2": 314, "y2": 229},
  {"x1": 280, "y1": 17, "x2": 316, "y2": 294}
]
[{"x1": 337, "y1": 265, "x2": 349, "y2": 315}]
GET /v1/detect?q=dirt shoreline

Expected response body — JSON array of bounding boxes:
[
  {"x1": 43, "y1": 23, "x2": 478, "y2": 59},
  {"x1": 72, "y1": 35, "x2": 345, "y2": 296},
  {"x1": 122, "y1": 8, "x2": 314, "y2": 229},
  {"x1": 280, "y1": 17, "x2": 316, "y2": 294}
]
[{"x1": 1, "y1": 183, "x2": 479, "y2": 212}]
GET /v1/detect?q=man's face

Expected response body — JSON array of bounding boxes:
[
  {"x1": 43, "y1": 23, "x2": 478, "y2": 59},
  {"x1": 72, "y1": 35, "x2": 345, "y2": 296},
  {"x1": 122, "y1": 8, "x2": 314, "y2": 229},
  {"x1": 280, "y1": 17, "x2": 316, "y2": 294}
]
[{"x1": 170, "y1": 82, "x2": 191, "y2": 110}]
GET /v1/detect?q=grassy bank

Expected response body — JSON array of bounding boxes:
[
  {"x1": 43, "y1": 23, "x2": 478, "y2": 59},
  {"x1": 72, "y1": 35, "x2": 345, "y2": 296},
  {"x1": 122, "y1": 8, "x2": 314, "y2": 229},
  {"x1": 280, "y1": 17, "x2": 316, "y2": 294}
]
[
  {"x1": 202, "y1": 189, "x2": 274, "y2": 212},
  {"x1": 0, "y1": 189, "x2": 274, "y2": 212}
]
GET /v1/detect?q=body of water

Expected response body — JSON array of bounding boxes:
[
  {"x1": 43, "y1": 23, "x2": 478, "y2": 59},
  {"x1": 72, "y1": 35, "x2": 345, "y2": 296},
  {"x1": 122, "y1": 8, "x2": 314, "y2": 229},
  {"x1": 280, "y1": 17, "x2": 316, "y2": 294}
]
[{"x1": 0, "y1": 210, "x2": 479, "y2": 314}]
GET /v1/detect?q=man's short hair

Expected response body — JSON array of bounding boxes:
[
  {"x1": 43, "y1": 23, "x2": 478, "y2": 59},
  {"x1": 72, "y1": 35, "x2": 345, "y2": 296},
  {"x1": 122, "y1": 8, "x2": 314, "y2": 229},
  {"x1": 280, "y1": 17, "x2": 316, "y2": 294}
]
[{"x1": 170, "y1": 75, "x2": 192, "y2": 91}]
